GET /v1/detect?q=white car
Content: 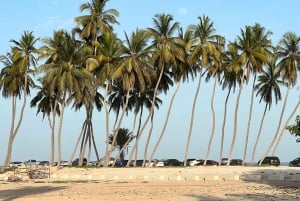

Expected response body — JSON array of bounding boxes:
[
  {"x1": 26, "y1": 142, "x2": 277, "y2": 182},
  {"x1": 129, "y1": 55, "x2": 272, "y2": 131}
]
[
  {"x1": 10, "y1": 161, "x2": 24, "y2": 167},
  {"x1": 189, "y1": 159, "x2": 204, "y2": 166},
  {"x1": 155, "y1": 160, "x2": 165, "y2": 167}
]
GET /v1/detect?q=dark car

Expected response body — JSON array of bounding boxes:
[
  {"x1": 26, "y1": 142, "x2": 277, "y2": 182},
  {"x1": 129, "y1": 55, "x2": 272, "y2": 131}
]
[
  {"x1": 289, "y1": 157, "x2": 300, "y2": 167},
  {"x1": 72, "y1": 158, "x2": 87, "y2": 166},
  {"x1": 205, "y1": 160, "x2": 219, "y2": 166},
  {"x1": 230, "y1": 159, "x2": 243, "y2": 166},
  {"x1": 162, "y1": 159, "x2": 183, "y2": 166},
  {"x1": 258, "y1": 156, "x2": 280, "y2": 166},
  {"x1": 115, "y1": 160, "x2": 128, "y2": 167}
]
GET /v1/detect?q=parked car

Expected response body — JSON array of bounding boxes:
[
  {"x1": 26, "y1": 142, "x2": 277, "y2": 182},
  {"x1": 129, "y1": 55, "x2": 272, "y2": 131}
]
[
  {"x1": 9, "y1": 161, "x2": 24, "y2": 167},
  {"x1": 162, "y1": 159, "x2": 183, "y2": 166},
  {"x1": 220, "y1": 158, "x2": 243, "y2": 166},
  {"x1": 205, "y1": 160, "x2": 219, "y2": 166},
  {"x1": 129, "y1": 160, "x2": 150, "y2": 167},
  {"x1": 115, "y1": 160, "x2": 128, "y2": 167},
  {"x1": 24, "y1": 159, "x2": 37, "y2": 166},
  {"x1": 186, "y1": 159, "x2": 197, "y2": 166},
  {"x1": 289, "y1": 157, "x2": 300, "y2": 167},
  {"x1": 230, "y1": 159, "x2": 243, "y2": 166},
  {"x1": 72, "y1": 158, "x2": 87, "y2": 166},
  {"x1": 38, "y1": 161, "x2": 50, "y2": 166},
  {"x1": 155, "y1": 160, "x2": 165, "y2": 167},
  {"x1": 189, "y1": 159, "x2": 204, "y2": 166},
  {"x1": 258, "y1": 156, "x2": 280, "y2": 166}
]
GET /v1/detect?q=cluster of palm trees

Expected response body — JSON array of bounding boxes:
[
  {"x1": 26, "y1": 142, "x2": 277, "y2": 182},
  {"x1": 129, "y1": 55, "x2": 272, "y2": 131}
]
[{"x1": 1, "y1": 0, "x2": 300, "y2": 168}]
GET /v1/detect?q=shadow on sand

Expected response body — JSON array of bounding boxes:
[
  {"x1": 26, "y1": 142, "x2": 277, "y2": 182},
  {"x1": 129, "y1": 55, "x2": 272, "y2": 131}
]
[
  {"x1": 0, "y1": 185, "x2": 67, "y2": 201},
  {"x1": 185, "y1": 167, "x2": 300, "y2": 201}
]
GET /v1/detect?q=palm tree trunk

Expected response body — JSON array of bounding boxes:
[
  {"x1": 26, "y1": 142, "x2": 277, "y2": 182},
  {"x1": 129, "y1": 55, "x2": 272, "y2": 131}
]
[
  {"x1": 127, "y1": 65, "x2": 165, "y2": 167},
  {"x1": 218, "y1": 88, "x2": 231, "y2": 165},
  {"x1": 243, "y1": 75, "x2": 256, "y2": 165},
  {"x1": 184, "y1": 68, "x2": 203, "y2": 166},
  {"x1": 251, "y1": 103, "x2": 268, "y2": 165},
  {"x1": 149, "y1": 81, "x2": 181, "y2": 163},
  {"x1": 227, "y1": 84, "x2": 243, "y2": 166},
  {"x1": 56, "y1": 95, "x2": 66, "y2": 168},
  {"x1": 103, "y1": 82, "x2": 111, "y2": 167},
  {"x1": 4, "y1": 72, "x2": 27, "y2": 167},
  {"x1": 69, "y1": 122, "x2": 86, "y2": 165},
  {"x1": 49, "y1": 99, "x2": 57, "y2": 167},
  {"x1": 271, "y1": 100, "x2": 300, "y2": 155},
  {"x1": 143, "y1": 113, "x2": 154, "y2": 167},
  {"x1": 258, "y1": 87, "x2": 290, "y2": 164},
  {"x1": 107, "y1": 90, "x2": 130, "y2": 161},
  {"x1": 3, "y1": 96, "x2": 17, "y2": 167},
  {"x1": 204, "y1": 78, "x2": 217, "y2": 165}
]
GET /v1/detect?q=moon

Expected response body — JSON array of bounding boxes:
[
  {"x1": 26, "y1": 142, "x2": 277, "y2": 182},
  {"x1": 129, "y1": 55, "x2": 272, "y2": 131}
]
[{"x1": 178, "y1": 7, "x2": 188, "y2": 15}]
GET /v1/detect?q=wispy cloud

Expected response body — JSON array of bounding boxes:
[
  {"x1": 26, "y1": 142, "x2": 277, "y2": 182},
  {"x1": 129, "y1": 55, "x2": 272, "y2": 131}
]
[{"x1": 178, "y1": 7, "x2": 188, "y2": 16}]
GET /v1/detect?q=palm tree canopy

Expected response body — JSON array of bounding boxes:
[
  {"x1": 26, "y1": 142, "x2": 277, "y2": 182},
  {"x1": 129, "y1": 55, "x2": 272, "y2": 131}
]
[
  {"x1": 74, "y1": 0, "x2": 119, "y2": 43},
  {"x1": 277, "y1": 32, "x2": 300, "y2": 87}
]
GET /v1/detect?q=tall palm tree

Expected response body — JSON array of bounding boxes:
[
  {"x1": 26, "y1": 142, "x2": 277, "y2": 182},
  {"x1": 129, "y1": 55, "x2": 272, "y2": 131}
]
[
  {"x1": 74, "y1": 0, "x2": 119, "y2": 54},
  {"x1": 1, "y1": 31, "x2": 38, "y2": 167},
  {"x1": 30, "y1": 78, "x2": 60, "y2": 167},
  {"x1": 144, "y1": 13, "x2": 184, "y2": 163},
  {"x1": 203, "y1": 35, "x2": 225, "y2": 165},
  {"x1": 39, "y1": 30, "x2": 92, "y2": 167},
  {"x1": 251, "y1": 52, "x2": 283, "y2": 164},
  {"x1": 218, "y1": 45, "x2": 240, "y2": 165},
  {"x1": 107, "y1": 29, "x2": 154, "y2": 164},
  {"x1": 227, "y1": 24, "x2": 270, "y2": 166},
  {"x1": 243, "y1": 23, "x2": 272, "y2": 165},
  {"x1": 262, "y1": 32, "x2": 300, "y2": 159},
  {"x1": 186, "y1": 15, "x2": 221, "y2": 166}
]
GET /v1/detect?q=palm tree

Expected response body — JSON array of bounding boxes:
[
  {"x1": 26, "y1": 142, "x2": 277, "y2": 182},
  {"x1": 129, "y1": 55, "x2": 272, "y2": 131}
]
[
  {"x1": 108, "y1": 128, "x2": 134, "y2": 160},
  {"x1": 143, "y1": 13, "x2": 184, "y2": 163},
  {"x1": 39, "y1": 30, "x2": 92, "y2": 167},
  {"x1": 186, "y1": 15, "x2": 221, "y2": 166},
  {"x1": 251, "y1": 52, "x2": 283, "y2": 164},
  {"x1": 243, "y1": 23, "x2": 272, "y2": 165},
  {"x1": 218, "y1": 46, "x2": 240, "y2": 165},
  {"x1": 74, "y1": 0, "x2": 119, "y2": 54},
  {"x1": 227, "y1": 24, "x2": 270, "y2": 166},
  {"x1": 107, "y1": 29, "x2": 154, "y2": 164},
  {"x1": 262, "y1": 32, "x2": 300, "y2": 160},
  {"x1": 30, "y1": 78, "x2": 60, "y2": 166},
  {"x1": 0, "y1": 31, "x2": 38, "y2": 167},
  {"x1": 203, "y1": 35, "x2": 225, "y2": 165}
]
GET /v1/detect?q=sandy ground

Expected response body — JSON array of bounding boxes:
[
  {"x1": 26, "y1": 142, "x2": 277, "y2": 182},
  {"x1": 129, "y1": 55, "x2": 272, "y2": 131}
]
[{"x1": 0, "y1": 166, "x2": 300, "y2": 201}]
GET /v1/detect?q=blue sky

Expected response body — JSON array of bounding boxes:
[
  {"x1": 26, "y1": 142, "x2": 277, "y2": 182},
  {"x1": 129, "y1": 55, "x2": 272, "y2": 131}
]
[{"x1": 1, "y1": 0, "x2": 300, "y2": 164}]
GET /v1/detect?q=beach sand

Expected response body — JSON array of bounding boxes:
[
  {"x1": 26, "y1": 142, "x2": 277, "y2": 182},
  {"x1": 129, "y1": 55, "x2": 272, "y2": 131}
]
[{"x1": 0, "y1": 166, "x2": 299, "y2": 201}]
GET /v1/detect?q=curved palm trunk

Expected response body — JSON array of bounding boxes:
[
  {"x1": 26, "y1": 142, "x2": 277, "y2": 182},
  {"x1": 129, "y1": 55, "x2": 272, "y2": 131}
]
[
  {"x1": 149, "y1": 82, "x2": 181, "y2": 163},
  {"x1": 69, "y1": 122, "x2": 86, "y2": 165},
  {"x1": 107, "y1": 90, "x2": 130, "y2": 161},
  {"x1": 251, "y1": 103, "x2": 268, "y2": 165},
  {"x1": 56, "y1": 99, "x2": 66, "y2": 168},
  {"x1": 271, "y1": 100, "x2": 300, "y2": 155},
  {"x1": 49, "y1": 100, "x2": 58, "y2": 167},
  {"x1": 258, "y1": 87, "x2": 290, "y2": 164},
  {"x1": 218, "y1": 88, "x2": 231, "y2": 165},
  {"x1": 243, "y1": 75, "x2": 256, "y2": 165},
  {"x1": 143, "y1": 114, "x2": 154, "y2": 167},
  {"x1": 127, "y1": 65, "x2": 165, "y2": 167},
  {"x1": 204, "y1": 78, "x2": 217, "y2": 165},
  {"x1": 184, "y1": 68, "x2": 203, "y2": 166},
  {"x1": 103, "y1": 82, "x2": 111, "y2": 167},
  {"x1": 227, "y1": 84, "x2": 243, "y2": 166},
  {"x1": 4, "y1": 71, "x2": 28, "y2": 167}
]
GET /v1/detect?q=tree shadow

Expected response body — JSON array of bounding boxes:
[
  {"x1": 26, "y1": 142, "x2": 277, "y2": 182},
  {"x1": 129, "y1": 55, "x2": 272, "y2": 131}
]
[
  {"x1": 184, "y1": 167, "x2": 300, "y2": 201},
  {"x1": 0, "y1": 185, "x2": 67, "y2": 201}
]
